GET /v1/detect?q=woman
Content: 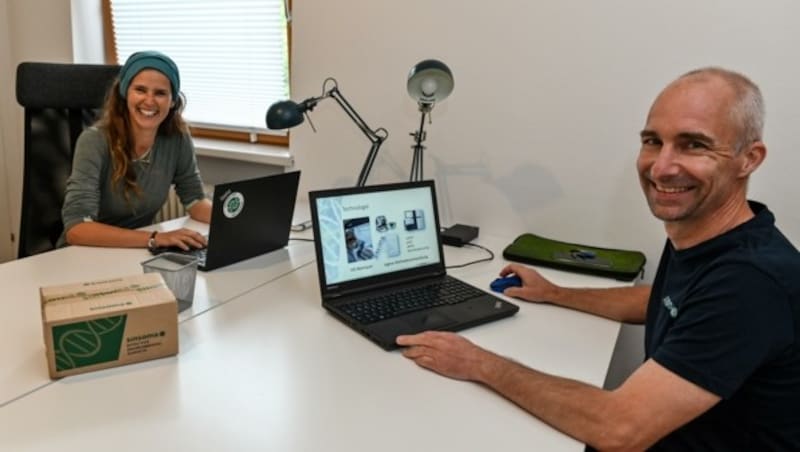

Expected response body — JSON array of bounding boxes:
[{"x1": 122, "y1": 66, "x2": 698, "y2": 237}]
[{"x1": 60, "y1": 51, "x2": 211, "y2": 250}]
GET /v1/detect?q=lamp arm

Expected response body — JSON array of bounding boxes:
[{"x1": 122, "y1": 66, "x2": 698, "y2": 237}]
[
  {"x1": 356, "y1": 140, "x2": 383, "y2": 187},
  {"x1": 327, "y1": 86, "x2": 386, "y2": 145},
  {"x1": 322, "y1": 81, "x2": 388, "y2": 186}
]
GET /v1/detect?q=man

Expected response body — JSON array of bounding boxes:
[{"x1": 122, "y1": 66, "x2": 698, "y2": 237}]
[{"x1": 397, "y1": 68, "x2": 800, "y2": 451}]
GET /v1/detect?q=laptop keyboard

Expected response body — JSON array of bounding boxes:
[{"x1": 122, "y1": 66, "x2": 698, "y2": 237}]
[
  {"x1": 184, "y1": 247, "x2": 207, "y2": 266},
  {"x1": 339, "y1": 278, "x2": 486, "y2": 324}
]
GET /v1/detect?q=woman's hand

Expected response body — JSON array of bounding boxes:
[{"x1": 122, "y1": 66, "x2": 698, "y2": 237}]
[{"x1": 154, "y1": 228, "x2": 207, "y2": 250}]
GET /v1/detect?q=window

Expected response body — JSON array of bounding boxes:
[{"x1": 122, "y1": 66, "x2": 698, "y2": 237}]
[{"x1": 103, "y1": 0, "x2": 291, "y2": 145}]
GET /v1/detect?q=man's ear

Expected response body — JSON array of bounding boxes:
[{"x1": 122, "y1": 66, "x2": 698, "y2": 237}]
[{"x1": 738, "y1": 141, "x2": 767, "y2": 177}]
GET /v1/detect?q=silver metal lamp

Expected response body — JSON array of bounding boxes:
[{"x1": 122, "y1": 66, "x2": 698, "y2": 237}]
[{"x1": 407, "y1": 59, "x2": 454, "y2": 181}]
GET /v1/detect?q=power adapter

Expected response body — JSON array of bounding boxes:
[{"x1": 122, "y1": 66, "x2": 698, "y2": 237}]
[{"x1": 441, "y1": 224, "x2": 479, "y2": 247}]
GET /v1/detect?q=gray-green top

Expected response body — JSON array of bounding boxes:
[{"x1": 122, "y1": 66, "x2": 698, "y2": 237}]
[{"x1": 59, "y1": 127, "x2": 206, "y2": 246}]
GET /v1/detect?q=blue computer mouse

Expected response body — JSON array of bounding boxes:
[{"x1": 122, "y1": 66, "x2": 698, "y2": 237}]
[{"x1": 490, "y1": 275, "x2": 522, "y2": 293}]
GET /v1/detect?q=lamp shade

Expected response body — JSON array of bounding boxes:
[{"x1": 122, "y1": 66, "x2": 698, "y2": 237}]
[
  {"x1": 407, "y1": 59, "x2": 454, "y2": 105},
  {"x1": 266, "y1": 100, "x2": 305, "y2": 130}
]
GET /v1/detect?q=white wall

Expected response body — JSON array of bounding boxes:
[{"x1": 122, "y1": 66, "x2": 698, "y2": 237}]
[
  {"x1": 0, "y1": 0, "x2": 73, "y2": 262},
  {"x1": 290, "y1": 0, "x2": 800, "y2": 384},
  {"x1": 71, "y1": 0, "x2": 104, "y2": 64},
  {"x1": 0, "y1": 1, "x2": 15, "y2": 262},
  {"x1": 291, "y1": 0, "x2": 800, "y2": 281}
]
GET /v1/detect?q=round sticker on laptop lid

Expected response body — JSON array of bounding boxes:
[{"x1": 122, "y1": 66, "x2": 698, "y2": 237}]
[{"x1": 222, "y1": 192, "x2": 245, "y2": 218}]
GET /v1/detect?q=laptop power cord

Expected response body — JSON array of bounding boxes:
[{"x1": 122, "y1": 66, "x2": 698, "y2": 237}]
[
  {"x1": 440, "y1": 224, "x2": 494, "y2": 269},
  {"x1": 446, "y1": 242, "x2": 495, "y2": 269}
]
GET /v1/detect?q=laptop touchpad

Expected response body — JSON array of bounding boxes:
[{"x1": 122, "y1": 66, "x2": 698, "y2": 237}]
[{"x1": 403, "y1": 311, "x2": 458, "y2": 331}]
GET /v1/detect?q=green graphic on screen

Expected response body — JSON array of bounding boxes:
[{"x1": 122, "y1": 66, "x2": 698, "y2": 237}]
[{"x1": 52, "y1": 315, "x2": 127, "y2": 371}]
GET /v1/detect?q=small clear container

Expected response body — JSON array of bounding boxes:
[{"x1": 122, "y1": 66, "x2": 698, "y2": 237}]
[{"x1": 141, "y1": 253, "x2": 199, "y2": 312}]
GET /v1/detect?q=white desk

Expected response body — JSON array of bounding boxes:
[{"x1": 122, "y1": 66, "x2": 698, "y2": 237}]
[
  {"x1": 0, "y1": 216, "x2": 317, "y2": 407},
  {"x1": 0, "y1": 231, "x2": 629, "y2": 451}
]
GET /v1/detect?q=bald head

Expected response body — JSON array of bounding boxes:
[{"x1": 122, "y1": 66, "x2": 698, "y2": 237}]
[{"x1": 654, "y1": 67, "x2": 765, "y2": 153}]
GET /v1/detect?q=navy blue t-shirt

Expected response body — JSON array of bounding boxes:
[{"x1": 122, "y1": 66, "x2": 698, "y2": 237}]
[{"x1": 646, "y1": 201, "x2": 800, "y2": 451}]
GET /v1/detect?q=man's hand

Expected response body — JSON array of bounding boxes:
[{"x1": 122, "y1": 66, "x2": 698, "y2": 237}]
[
  {"x1": 398, "y1": 330, "x2": 720, "y2": 450},
  {"x1": 499, "y1": 263, "x2": 560, "y2": 302},
  {"x1": 396, "y1": 331, "x2": 498, "y2": 382}
]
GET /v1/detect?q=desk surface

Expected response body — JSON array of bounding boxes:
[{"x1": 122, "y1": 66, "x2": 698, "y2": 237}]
[
  {"x1": 0, "y1": 217, "x2": 317, "y2": 406},
  {"x1": 0, "y1": 221, "x2": 629, "y2": 452}
]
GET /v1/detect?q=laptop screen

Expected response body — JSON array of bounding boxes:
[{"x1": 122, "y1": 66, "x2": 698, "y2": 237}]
[{"x1": 312, "y1": 182, "x2": 443, "y2": 288}]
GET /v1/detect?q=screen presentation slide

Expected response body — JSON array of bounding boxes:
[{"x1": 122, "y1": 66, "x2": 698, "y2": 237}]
[{"x1": 315, "y1": 186, "x2": 441, "y2": 285}]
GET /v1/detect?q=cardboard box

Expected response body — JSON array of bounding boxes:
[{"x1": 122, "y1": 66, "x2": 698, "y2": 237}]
[{"x1": 40, "y1": 272, "x2": 178, "y2": 379}]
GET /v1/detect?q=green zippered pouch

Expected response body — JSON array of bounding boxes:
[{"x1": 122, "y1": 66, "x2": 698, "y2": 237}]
[{"x1": 502, "y1": 233, "x2": 646, "y2": 281}]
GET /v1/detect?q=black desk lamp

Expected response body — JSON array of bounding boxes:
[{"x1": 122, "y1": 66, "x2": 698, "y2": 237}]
[
  {"x1": 407, "y1": 60, "x2": 454, "y2": 181},
  {"x1": 266, "y1": 78, "x2": 388, "y2": 187}
]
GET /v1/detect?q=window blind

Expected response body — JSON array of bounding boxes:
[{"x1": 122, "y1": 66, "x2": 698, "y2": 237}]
[{"x1": 109, "y1": 0, "x2": 290, "y2": 136}]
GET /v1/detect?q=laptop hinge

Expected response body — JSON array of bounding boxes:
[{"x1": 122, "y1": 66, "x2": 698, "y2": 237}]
[{"x1": 327, "y1": 270, "x2": 445, "y2": 299}]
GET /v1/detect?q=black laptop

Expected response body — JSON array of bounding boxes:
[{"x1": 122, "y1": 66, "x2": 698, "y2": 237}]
[
  {"x1": 152, "y1": 171, "x2": 300, "y2": 271},
  {"x1": 309, "y1": 180, "x2": 519, "y2": 350}
]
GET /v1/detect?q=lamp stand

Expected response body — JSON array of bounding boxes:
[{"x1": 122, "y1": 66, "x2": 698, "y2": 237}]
[{"x1": 409, "y1": 110, "x2": 429, "y2": 182}]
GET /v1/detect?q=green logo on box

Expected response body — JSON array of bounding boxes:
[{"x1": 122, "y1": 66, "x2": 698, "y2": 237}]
[{"x1": 53, "y1": 315, "x2": 127, "y2": 371}]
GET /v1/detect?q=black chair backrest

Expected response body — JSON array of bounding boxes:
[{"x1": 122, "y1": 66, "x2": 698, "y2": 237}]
[{"x1": 15, "y1": 62, "x2": 120, "y2": 258}]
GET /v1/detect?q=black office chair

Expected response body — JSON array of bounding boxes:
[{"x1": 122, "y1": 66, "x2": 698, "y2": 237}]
[{"x1": 15, "y1": 62, "x2": 120, "y2": 258}]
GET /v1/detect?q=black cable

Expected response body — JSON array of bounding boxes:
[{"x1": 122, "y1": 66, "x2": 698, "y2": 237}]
[
  {"x1": 289, "y1": 237, "x2": 315, "y2": 242},
  {"x1": 290, "y1": 220, "x2": 313, "y2": 232},
  {"x1": 445, "y1": 242, "x2": 494, "y2": 269}
]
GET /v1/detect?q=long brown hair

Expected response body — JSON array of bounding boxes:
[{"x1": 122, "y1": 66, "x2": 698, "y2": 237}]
[{"x1": 96, "y1": 78, "x2": 189, "y2": 200}]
